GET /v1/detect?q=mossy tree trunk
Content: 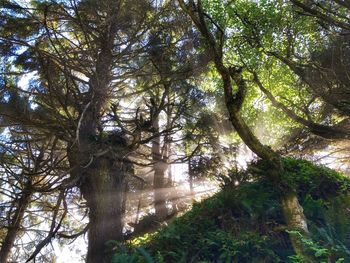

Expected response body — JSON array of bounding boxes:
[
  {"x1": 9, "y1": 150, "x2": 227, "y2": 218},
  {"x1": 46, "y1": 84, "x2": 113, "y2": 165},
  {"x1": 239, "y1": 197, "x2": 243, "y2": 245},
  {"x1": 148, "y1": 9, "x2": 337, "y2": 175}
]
[{"x1": 281, "y1": 191, "x2": 311, "y2": 259}]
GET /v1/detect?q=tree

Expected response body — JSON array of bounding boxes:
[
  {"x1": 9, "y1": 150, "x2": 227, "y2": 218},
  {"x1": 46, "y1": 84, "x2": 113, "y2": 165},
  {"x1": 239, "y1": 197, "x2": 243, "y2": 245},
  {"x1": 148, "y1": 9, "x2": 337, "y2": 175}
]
[
  {"x1": 0, "y1": 1, "x2": 164, "y2": 262},
  {"x1": 236, "y1": 0, "x2": 350, "y2": 141},
  {"x1": 178, "y1": 0, "x2": 316, "y2": 260},
  {"x1": 0, "y1": 1, "x2": 204, "y2": 261},
  {"x1": 0, "y1": 129, "x2": 67, "y2": 263}
]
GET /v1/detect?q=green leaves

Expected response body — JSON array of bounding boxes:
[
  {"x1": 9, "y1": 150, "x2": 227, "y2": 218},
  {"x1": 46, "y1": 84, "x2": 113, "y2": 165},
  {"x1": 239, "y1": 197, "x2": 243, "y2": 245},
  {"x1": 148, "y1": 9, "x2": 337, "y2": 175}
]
[{"x1": 111, "y1": 242, "x2": 155, "y2": 263}]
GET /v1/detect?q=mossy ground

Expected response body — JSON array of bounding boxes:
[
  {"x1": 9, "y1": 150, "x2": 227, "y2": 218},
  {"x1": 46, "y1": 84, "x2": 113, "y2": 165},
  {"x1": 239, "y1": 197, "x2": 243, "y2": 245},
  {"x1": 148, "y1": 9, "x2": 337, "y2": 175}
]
[{"x1": 112, "y1": 158, "x2": 350, "y2": 263}]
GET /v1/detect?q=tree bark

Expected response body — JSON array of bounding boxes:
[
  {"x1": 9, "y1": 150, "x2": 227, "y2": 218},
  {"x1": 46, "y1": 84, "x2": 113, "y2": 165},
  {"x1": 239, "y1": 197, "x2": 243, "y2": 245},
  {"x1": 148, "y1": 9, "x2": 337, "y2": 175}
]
[
  {"x1": 80, "y1": 158, "x2": 126, "y2": 263},
  {"x1": 152, "y1": 116, "x2": 168, "y2": 220},
  {"x1": 188, "y1": 158, "x2": 195, "y2": 199},
  {"x1": 0, "y1": 189, "x2": 31, "y2": 263},
  {"x1": 281, "y1": 191, "x2": 309, "y2": 246}
]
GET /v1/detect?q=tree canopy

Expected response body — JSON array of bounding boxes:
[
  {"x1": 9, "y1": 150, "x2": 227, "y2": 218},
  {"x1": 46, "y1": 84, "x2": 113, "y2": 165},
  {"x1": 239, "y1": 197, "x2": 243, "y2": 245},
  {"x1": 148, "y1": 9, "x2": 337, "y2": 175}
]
[{"x1": 0, "y1": 0, "x2": 349, "y2": 262}]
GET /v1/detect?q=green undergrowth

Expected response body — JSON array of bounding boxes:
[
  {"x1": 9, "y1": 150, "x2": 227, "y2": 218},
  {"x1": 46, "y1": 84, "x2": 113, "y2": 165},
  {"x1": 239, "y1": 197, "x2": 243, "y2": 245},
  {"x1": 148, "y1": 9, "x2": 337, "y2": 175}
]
[{"x1": 112, "y1": 158, "x2": 350, "y2": 263}]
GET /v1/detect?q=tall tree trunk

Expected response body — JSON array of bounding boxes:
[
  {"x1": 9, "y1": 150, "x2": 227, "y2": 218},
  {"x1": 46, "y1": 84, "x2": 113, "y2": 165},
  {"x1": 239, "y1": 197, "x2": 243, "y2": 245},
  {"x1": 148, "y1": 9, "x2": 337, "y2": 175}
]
[
  {"x1": 80, "y1": 157, "x2": 125, "y2": 263},
  {"x1": 167, "y1": 162, "x2": 173, "y2": 187},
  {"x1": 152, "y1": 116, "x2": 168, "y2": 220},
  {"x1": 0, "y1": 189, "x2": 31, "y2": 263},
  {"x1": 67, "y1": 142, "x2": 129, "y2": 263},
  {"x1": 188, "y1": 158, "x2": 195, "y2": 200},
  {"x1": 74, "y1": 13, "x2": 122, "y2": 261}
]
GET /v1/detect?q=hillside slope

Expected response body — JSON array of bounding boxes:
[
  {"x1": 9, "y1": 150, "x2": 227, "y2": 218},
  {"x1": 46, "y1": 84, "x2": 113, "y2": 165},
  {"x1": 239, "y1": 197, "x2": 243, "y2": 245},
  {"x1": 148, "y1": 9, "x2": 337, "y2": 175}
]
[{"x1": 112, "y1": 158, "x2": 350, "y2": 263}]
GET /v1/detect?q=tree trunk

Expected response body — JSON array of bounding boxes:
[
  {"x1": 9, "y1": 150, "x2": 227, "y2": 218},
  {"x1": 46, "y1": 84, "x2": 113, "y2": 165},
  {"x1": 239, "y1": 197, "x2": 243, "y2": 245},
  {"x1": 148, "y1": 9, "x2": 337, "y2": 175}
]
[
  {"x1": 80, "y1": 158, "x2": 125, "y2": 263},
  {"x1": 281, "y1": 191, "x2": 310, "y2": 254},
  {"x1": 188, "y1": 158, "x2": 195, "y2": 200},
  {"x1": 74, "y1": 22, "x2": 120, "y2": 261},
  {"x1": 0, "y1": 189, "x2": 31, "y2": 263},
  {"x1": 152, "y1": 116, "x2": 168, "y2": 220},
  {"x1": 152, "y1": 153, "x2": 168, "y2": 221},
  {"x1": 167, "y1": 163, "x2": 173, "y2": 187}
]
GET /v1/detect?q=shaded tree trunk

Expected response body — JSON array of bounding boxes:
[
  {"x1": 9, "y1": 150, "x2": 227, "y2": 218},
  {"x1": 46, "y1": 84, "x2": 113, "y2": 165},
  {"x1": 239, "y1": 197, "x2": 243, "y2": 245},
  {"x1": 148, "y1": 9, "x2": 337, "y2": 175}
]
[
  {"x1": 0, "y1": 188, "x2": 31, "y2": 263},
  {"x1": 68, "y1": 138, "x2": 130, "y2": 263},
  {"x1": 152, "y1": 116, "x2": 168, "y2": 220},
  {"x1": 188, "y1": 158, "x2": 195, "y2": 199},
  {"x1": 81, "y1": 158, "x2": 126, "y2": 263},
  {"x1": 68, "y1": 46, "x2": 125, "y2": 262},
  {"x1": 167, "y1": 162, "x2": 173, "y2": 187}
]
